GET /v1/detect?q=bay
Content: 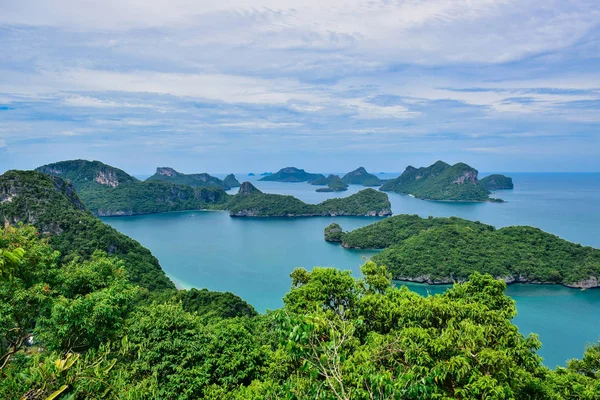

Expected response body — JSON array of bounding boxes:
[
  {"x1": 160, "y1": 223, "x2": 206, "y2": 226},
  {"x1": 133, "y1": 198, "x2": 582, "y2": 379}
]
[{"x1": 104, "y1": 172, "x2": 600, "y2": 368}]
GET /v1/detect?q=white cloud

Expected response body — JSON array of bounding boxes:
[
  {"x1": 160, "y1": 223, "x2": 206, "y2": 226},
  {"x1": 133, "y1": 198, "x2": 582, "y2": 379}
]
[
  {"x1": 1, "y1": 0, "x2": 598, "y2": 64},
  {"x1": 0, "y1": 139, "x2": 6, "y2": 148}
]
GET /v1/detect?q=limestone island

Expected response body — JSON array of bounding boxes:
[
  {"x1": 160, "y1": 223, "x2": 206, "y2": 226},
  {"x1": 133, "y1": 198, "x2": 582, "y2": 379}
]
[
  {"x1": 223, "y1": 174, "x2": 241, "y2": 188},
  {"x1": 380, "y1": 160, "x2": 512, "y2": 202},
  {"x1": 479, "y1": 174, "x2": 514, "y2": 190},
  {"x1": 228, "y1": 182, "x2": 391, "y2": 217},
  {"x1": 342, "y1": 167, "x2": 382, "y2": 186},
  {"x1": 259, "y1": 167, "x2": 324, "y2": 182},
  {"x1": 325, "y1": 214, "x2": 600, "y2": 289},
  {"x1": 311, "y1": 174, "x2": 349, "y2": 192}
]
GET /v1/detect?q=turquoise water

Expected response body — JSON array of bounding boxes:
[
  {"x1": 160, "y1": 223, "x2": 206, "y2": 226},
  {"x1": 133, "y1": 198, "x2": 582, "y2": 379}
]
[{"x1": 105, "y1": 172, "x2": 600, "y2": 368}]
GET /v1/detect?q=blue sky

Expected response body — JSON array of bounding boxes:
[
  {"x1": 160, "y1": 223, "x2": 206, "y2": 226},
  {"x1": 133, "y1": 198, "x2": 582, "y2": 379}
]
[{"x1": 0, "y1": 0, "x2": 599, "y2": 174}]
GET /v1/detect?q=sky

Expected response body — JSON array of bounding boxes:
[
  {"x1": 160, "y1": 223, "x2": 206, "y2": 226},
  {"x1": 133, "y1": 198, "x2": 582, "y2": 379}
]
[{"x1": 0, "y1": 0, "x2": 599, "y2": 174}]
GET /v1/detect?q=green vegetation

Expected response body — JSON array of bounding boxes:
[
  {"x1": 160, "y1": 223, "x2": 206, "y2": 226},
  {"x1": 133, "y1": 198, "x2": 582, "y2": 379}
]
[
  {"x1": 312, "y1": 174, "x2": 349, "y2": 192},
  {"x1": 341, "y1": 166, "x2": 382, "y2": 186},
  {"x1": 0, "y1": 170, "x2": 174, "y2": 290},
  {"x1": 324, "y1": 222, "x2": 343, "y2": 242},
  {"x1": 259, "y1": 167, "x2": 325, "y2": 182},
  {"x1": 2, "y1": 227, "x2": 599, "y2": 399},
  {"x1": 81, "y1": 180, "x2": 229, "y2": 216},
  {"x1": 36, "y1": 160, "x2": 230, "y2": 216},
  {"x1": 380, "y1": 160, "x2": 509, "y2": 202},
  {"x1": 228, "y1": 183, "x2": 391, "y2": 217},
  {"x1": 480, "y1": 174, "x2": 515, "y2": 190},
  {"x1": 336, "y1": 214, "x2": 489, "y2": 248},
  {"x1": 223, "y1": 173, "x2": 241, "y2": 188},
  {"x1": 147, "y1": 167, "x2": 230, "y2": 189},
  {"x1": 329, "y1": 214, "x2": 600, "y2": 287}
]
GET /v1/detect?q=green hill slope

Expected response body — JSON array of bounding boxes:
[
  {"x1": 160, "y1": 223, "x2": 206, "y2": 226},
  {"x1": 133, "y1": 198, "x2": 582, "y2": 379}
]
[{"x1": 0, "y1": 170, "x2": 174, "y2": 290}]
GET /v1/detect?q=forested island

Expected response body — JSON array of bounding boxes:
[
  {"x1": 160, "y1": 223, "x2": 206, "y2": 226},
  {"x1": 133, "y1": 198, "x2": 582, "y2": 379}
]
[
  {"x1": 258, "y1": 167, "x2": 324, "y2": 182},
  {"x1": 311, "y1": 174, "x2": 349, "y2": 192},
  {"x1": 480, "y1": 174, "x2": 515, "y2": 190},
  {"x1": 380, "y1": 161, "x2": 512, "y2": 202},
  {"x1": 0, "y1": 169, "x2": 599, "y2": 398},
  {"x1": 341, "y1": 166, "x2": 382, "y2": 186},
  {"x1": 223, "y1": 173, "x2": 241, "y2": 188},
  {"x1": 325, "y1": 214, "x2": 600, "y2": 288},
  {"x1": 228, "y1": 182, "x2": 391, "y2": 217}
]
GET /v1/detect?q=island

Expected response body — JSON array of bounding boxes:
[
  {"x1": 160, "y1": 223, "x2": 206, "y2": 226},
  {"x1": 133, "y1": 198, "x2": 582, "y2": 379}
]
[
  {"x1": 258, "y1": 167, "x2": 325, "y2": 182},
  {"x1": 479, "y1": 174, "x2": 514, "y2": 190},
  {"x1": 146, "y1": 167, "x2": 231, "y2": 189},
  {"x1": 223, "y1": 173, "x2": 241, "y2": 188},
  {"x1": 248, "y1": 172, "x2": 255, "y2": 176},
  {"x1": 311, "y1": 174, "x2": 349, "y2": 192},
  {"x1": 325, "y1": 214, "x2": 600, "y2": 288},
  {"x1": 228, "y1": 182, "x2": 391, "y2": 217},
  {"x1": 342, "y1": 167, "x2": 382, "y2": 186},
  {"x1": 380, "y1": 160, "x2": 511, "y2": 202},
  {"x1": 36, "y1": 160, "x2": 229, "y2": 216}
]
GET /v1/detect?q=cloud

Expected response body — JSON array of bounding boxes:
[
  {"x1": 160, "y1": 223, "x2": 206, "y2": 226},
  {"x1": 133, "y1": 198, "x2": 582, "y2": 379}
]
[{"x1": 0, "y1": 139, "x2": 6, "y2": 148}]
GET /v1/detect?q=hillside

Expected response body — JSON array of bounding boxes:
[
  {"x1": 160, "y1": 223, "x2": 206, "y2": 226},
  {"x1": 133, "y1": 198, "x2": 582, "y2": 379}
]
[
  {"x1": 380, "y1": 161, "x2": 505, "y2": 201},
  {"x1": 228, "y1": 182, "x2": 391, "y2": 217},
  {"x1": 326, "y1": 214, "x2": 600, "y2": 288},
  {"x1": 0, "y1": 170, "x2": 174, "y2": 290},
  {"x1": 36, "y1": 160, "x2": 229, "y2": 216},
  {"x1": 147, "y1": 167, "x2": 230, "y2": 189},
  {"x1": 259, "y1": 167, "x2": 324, "y2": 182},
  {"x1": 341, "y1": 167, "x2": 382, "y2": 186},
  {"x1": 311, "y1": 174, "x2": 348, "y2": 192}
]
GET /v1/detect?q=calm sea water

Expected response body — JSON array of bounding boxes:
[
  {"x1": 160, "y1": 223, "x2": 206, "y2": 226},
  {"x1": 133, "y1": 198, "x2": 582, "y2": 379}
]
[{"x1": 106, "y1": 172, "x2": 600, "y2": 367}]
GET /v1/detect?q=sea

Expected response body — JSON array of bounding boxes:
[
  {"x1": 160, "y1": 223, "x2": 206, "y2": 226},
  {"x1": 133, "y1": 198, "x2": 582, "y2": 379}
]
[{"x1": 103, "y1": 172, "x2": 600, "y2": 368}]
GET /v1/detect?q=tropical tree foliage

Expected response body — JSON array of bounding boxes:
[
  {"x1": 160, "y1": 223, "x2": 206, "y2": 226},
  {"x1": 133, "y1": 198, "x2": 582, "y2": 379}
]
[{"x1": 1, "y1": 225, "x2": 599, "y2": 399}]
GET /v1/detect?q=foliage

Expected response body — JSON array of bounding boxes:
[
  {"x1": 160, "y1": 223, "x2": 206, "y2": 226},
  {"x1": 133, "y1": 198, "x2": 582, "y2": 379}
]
[
  {"x1": 1, "y1": 207, "x2": 599, "y2": 399},
  {"x1": 228, "y1": 184, "x2": 391, "y2": 217},
  {"x1": 259, "y1": 167, "x2": 325, "y2": 182},
  {"x1": 0, "y1": 170, "x2": 174, "y2": 290},
  {"x1": 171, "y1": 288, "x2": 258, "y2": 319},
  {"x1": 380, "y1": 160, "x2": 500, "y2": 202},
  {"x1": 341, "y1": 167, "x2": 382, "y2": 186},
  {"x1": 270, "y1": 264, "x2": 555, "y2": 399}
]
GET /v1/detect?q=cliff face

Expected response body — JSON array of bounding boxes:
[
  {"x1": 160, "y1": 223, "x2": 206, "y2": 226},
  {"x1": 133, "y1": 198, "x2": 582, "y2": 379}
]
[{"x1": 0, "y1": 171, "x2": 87, "y2": 233}]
